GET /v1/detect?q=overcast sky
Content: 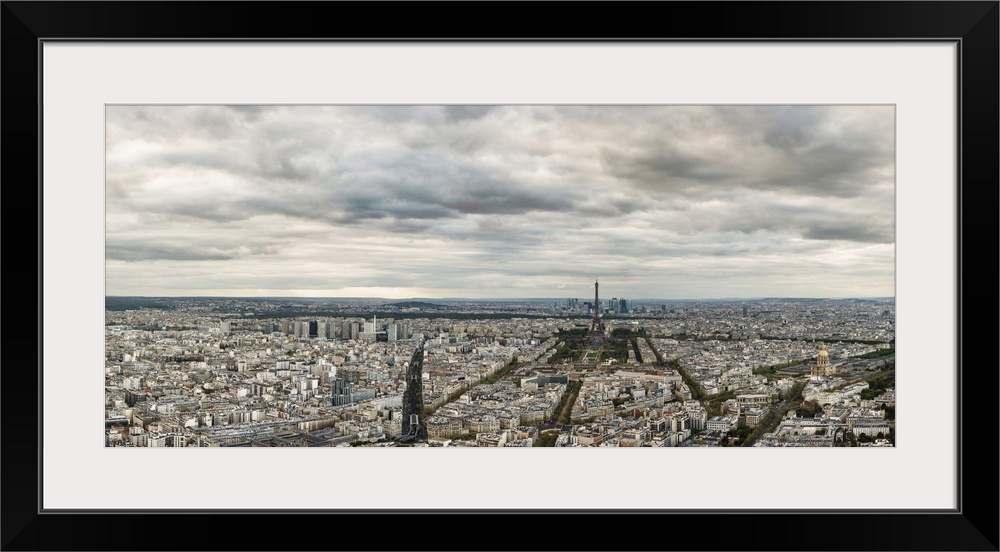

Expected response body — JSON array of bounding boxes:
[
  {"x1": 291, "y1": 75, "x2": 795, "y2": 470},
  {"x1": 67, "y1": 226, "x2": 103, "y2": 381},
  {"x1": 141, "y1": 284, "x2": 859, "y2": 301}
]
[{"x1": 105, "y1": 105, "x2": 894, "y2": 300}]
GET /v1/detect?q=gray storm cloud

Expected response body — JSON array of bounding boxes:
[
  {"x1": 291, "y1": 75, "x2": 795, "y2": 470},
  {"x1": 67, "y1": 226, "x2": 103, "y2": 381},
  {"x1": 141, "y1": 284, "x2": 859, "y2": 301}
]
[{"x1": 105, "y1": 105, "x2": 895, "y2": 298}]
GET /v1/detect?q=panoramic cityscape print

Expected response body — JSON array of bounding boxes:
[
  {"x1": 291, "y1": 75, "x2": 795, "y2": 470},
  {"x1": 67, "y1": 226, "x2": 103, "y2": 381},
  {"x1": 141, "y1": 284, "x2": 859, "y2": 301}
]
[{"x1": 105, "y1": 105, "x2": 896, "y2": 448}]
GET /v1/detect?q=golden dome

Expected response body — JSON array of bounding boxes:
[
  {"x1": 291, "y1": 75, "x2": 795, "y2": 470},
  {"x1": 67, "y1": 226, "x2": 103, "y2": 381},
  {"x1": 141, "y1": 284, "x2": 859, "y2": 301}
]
[{"x1": 818, "y1": 343, "x2": 828, "y2": 356}]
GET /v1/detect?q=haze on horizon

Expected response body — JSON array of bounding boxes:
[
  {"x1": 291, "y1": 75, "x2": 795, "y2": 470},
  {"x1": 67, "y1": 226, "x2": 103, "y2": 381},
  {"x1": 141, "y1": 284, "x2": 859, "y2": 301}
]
[{"x1": 106, "y1": 105, "x2": 895, "y2": 301}]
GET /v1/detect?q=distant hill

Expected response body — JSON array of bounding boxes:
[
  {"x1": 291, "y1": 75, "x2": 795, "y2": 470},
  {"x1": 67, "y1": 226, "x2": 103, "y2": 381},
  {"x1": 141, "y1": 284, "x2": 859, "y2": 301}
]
[
  {"x1": 105, "y1": 296, "x2": 177, "y2": 311},
  {"x1": 386, "y1": 301, "x2": 448, "y2": 309}
]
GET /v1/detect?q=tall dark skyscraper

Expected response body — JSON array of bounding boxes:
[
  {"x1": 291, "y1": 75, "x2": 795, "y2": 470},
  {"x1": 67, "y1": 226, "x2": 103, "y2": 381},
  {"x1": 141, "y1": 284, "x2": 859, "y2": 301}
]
[
  {"x1": 587, "y1": 279, "x2": 607, "y2": 345},
  {"x1": 399, "y1": 341, "x2": 428, "y2": 443},
  {"x1": 331, "y1": 378, "x2": 352, "y2": 406}
]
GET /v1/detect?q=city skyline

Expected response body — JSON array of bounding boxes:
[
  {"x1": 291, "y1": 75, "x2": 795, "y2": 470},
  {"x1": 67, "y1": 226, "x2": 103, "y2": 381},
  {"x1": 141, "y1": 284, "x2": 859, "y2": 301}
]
[{"x1": 106, "y1": 105, "x2": 895, "y2": 299}]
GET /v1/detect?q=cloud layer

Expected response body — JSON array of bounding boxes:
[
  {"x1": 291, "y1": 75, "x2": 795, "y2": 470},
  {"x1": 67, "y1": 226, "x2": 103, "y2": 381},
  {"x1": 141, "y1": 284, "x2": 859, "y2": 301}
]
[{"x1": 106, "y1": 105, "x2": 895, "y2": 299}]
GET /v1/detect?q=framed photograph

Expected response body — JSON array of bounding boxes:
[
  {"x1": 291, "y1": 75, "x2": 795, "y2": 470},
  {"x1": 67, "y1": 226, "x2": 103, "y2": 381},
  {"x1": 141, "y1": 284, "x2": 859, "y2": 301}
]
[{"x1": 4, "y1": 2, "x2": 997, "y2": 550}]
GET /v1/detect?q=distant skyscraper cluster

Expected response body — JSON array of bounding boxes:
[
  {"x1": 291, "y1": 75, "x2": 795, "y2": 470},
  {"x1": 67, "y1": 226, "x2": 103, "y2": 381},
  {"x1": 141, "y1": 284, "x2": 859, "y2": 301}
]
[
  {"x1": 259, "y1": 316, "x2": 411, "y2": 342},
  {"x1": 562, "y1": 290, "x2": 631, "y2": 315},
  {"x1": 610, "y1": 297, "x2": 631, "y2": 314}
]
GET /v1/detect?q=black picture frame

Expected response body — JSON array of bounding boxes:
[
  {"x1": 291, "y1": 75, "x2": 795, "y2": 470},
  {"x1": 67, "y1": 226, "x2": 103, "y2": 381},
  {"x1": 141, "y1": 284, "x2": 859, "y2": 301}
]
[{"x1": 3, "y1": 2, "x2": 997, "y2": 551}]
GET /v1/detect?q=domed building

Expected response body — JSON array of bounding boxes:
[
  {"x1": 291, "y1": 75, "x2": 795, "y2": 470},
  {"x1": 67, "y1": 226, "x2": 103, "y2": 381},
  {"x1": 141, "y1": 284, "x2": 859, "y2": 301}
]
[{"x1": 810, "y1": 343, "x2": 838, "y2": 378}]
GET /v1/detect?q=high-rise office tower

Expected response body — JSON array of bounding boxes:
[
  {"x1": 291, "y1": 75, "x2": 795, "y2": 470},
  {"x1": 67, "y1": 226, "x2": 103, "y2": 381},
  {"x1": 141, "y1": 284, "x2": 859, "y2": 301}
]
[
  {"x1": 331, "y1": 378, "x2": 353, "y2": 406},
  {"x1": 399, "y1": 341, "x2": 428, "y2": 443}
]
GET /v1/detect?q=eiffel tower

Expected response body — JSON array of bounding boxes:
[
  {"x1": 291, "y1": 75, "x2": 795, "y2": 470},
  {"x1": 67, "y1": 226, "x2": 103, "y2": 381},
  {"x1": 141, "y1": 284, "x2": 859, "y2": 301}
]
[{"x1": 587, "y1": 279, "x2": 607, "y2": 345}]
